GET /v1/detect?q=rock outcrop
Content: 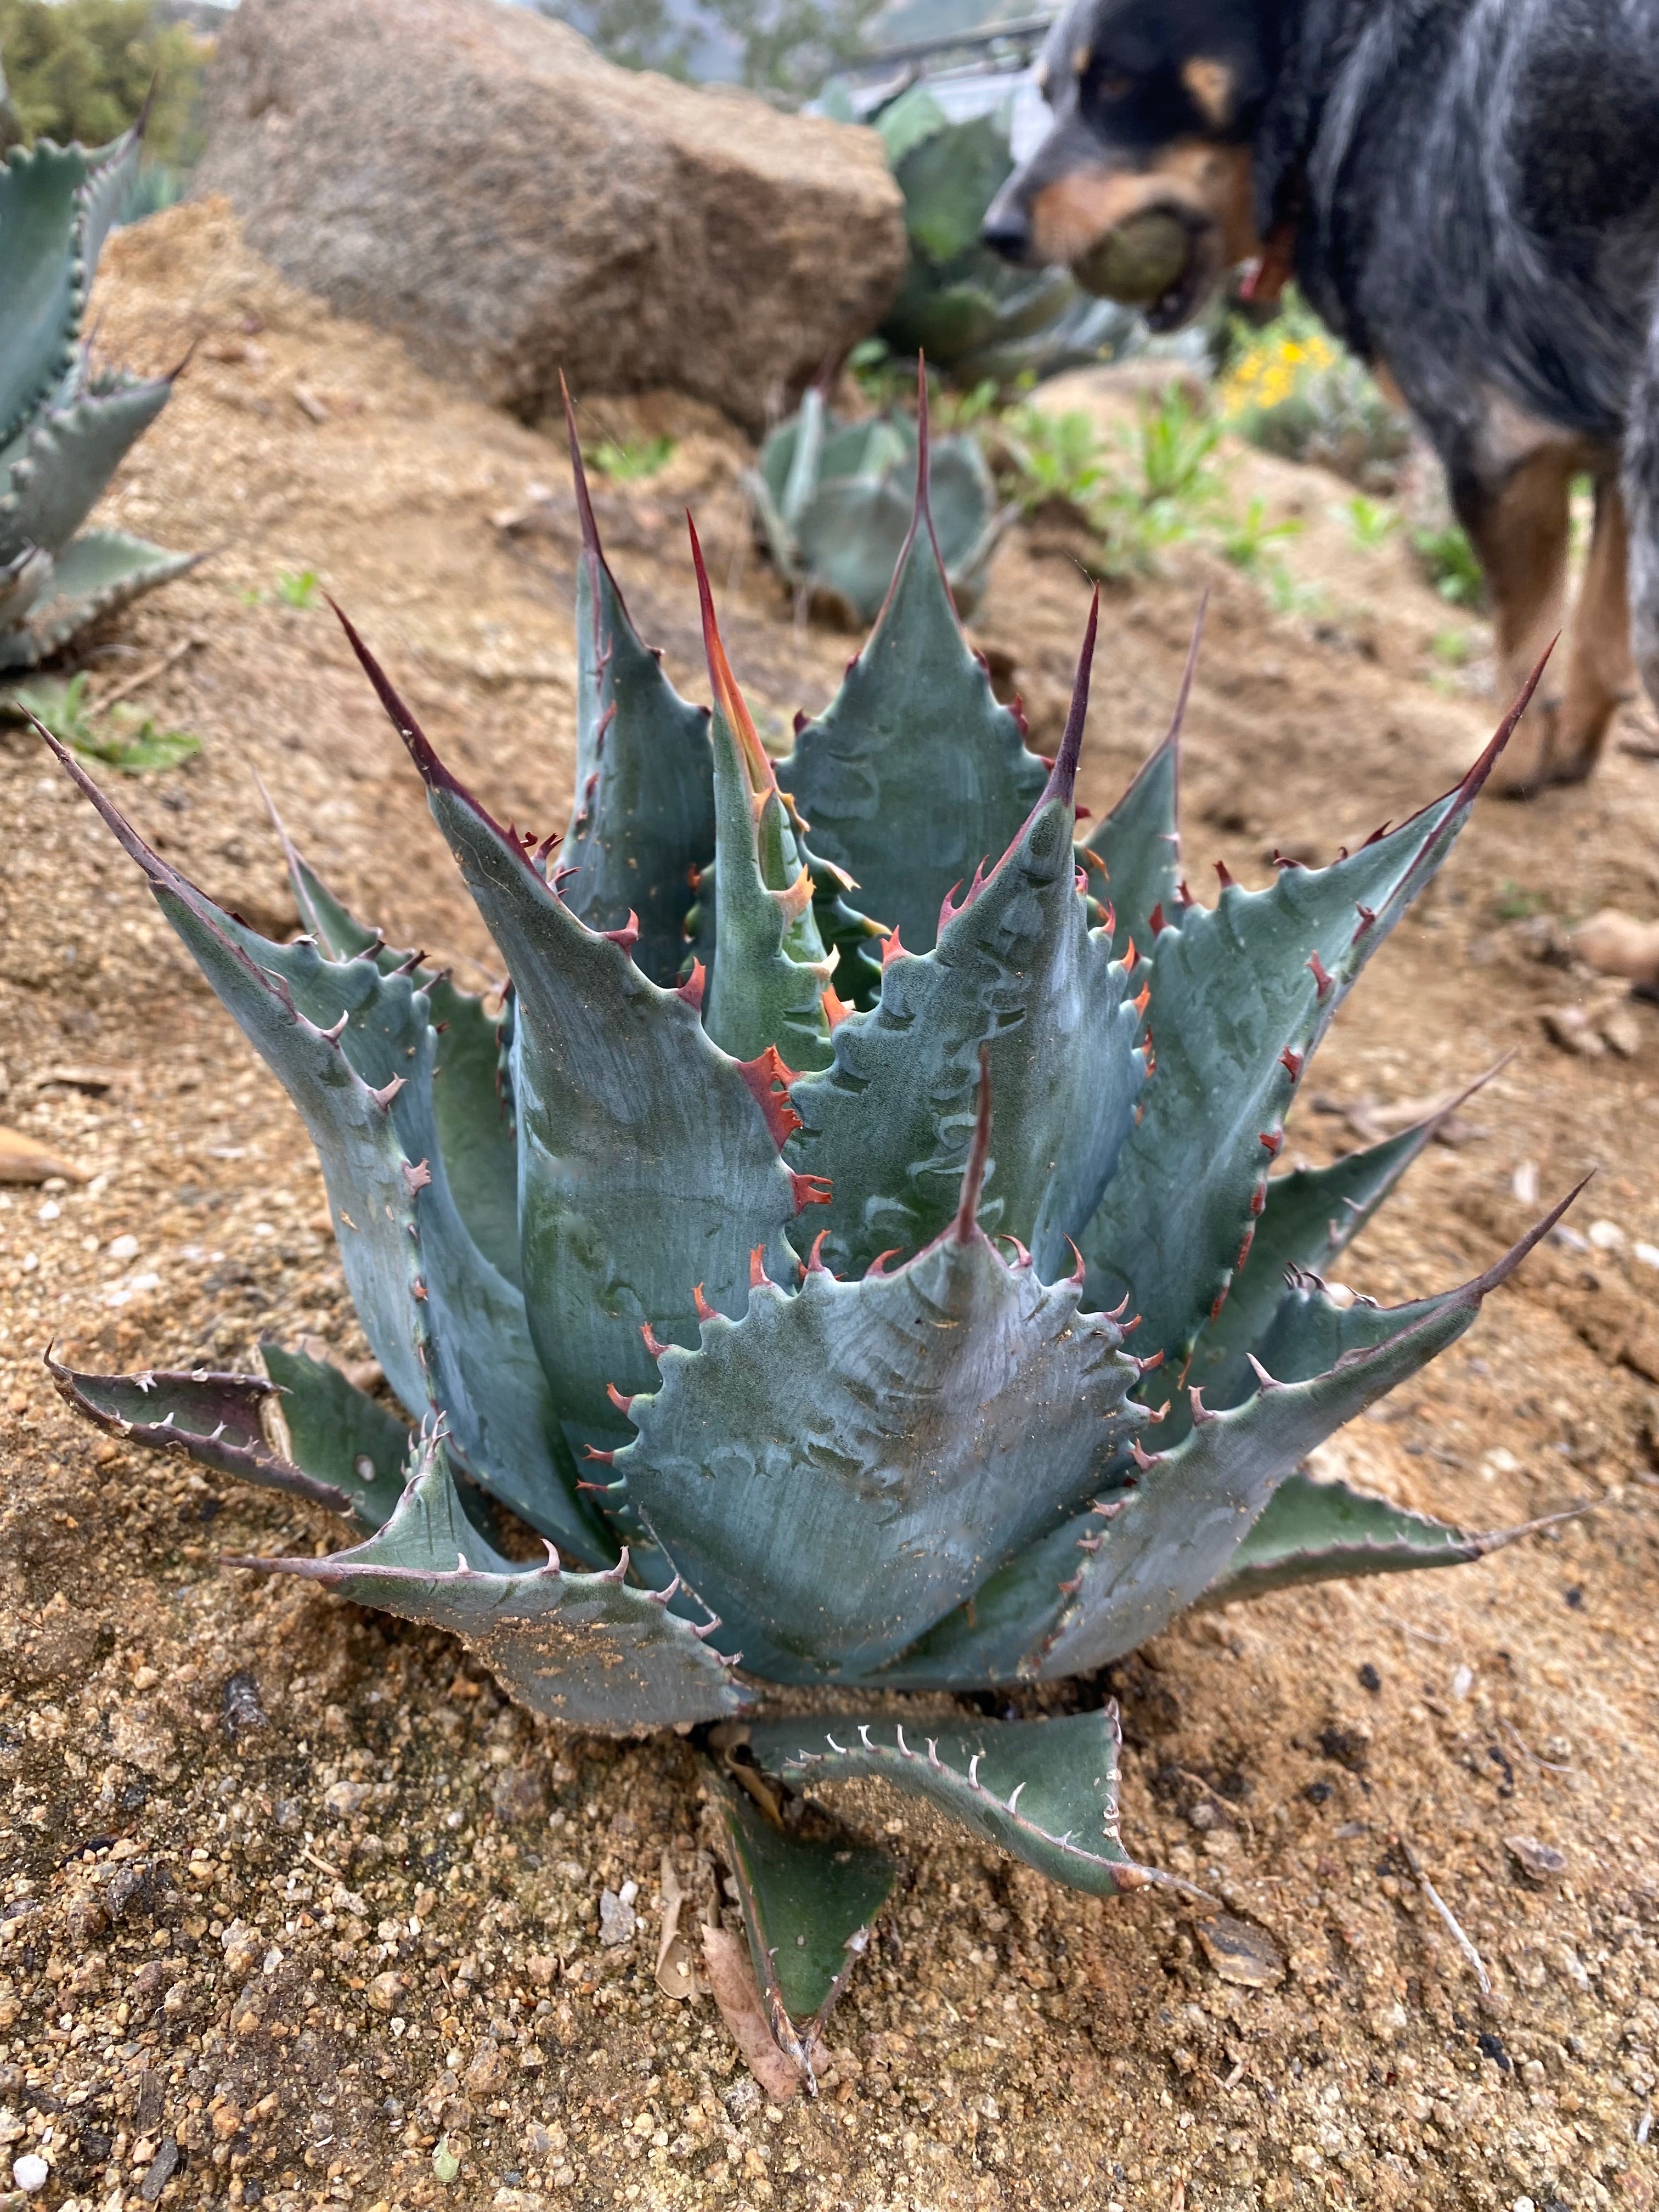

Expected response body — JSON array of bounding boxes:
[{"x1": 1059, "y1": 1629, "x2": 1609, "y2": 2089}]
[{"x1": 194, "y1": 0, "x2": 907, "y2": 435}]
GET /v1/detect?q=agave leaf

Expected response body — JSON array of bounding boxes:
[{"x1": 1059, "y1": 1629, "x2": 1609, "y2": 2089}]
[
  {"x1": 695, "y1": 528, "x2": 834, "y2": 1071},
  {"x1": 0, "y1": 141, "x2": 92, "y2": 449},
  {"x1": 0, "y1": 371, "x2": 173, "y2": 562},
  {"x1": 705, "y1": 1764, "x2": 893, "y2": 2075},
  {"x1": 235, "y1": 1430, "x2": 751, "y2": 1730},
  {"x1": 1, "y1": 530, "x2": 196, "y2": 669},
  {"x1": 872, "y1": 1508, "x2": 1108, "y2": 1688},
  {"x1": 775, "y1": 388, "x2": 1046, "y2": 953},
  {"x1": 1082, "y1": 616, "x2": 1197, "y2": 965},
  {"x1": 277, "y1": 834, "x2": 521, "y2": 1286},
  {"x1": 1197, "y1": 1470, "x2": 1572, "y2": 1607},
  {"x1": 872, "y1": 81, "x2": 949, "y2": 167},
  {"x1": 777, "y1": 385, "x2": 828, "y2": 533},
  {"x1": 336, "y1": 613, "x2": 803, "y2": 1471},
  {"x1": 617, "y1": 1080, "x2": 1145, "y2": 1679},
  {"x1": 41, "y1": 733, "x2": 609, "y2": 1565},
  {"x1": 743, "y1": 1703, "x2": 1178, "y2": 1901},
  {"x1": 43, "y1": 1353, "x2": 363, "y2": 1520},
  {"x1": 794, "y1": 475, "x2": 917, "y2": 627},
  {"x1": 259, "y1": 1341, "x2": 411, "y2": 1528},
  {"x1": 558, "y1": 399, "x2": 715, "y2": 988},
  {"x1": 895, "y1": 111, "x2": 1012, "y2": 265},
  {"x1": 1040, "y1": 1196, "x2": 1573, "y2": 1677},
  {"x1": 788, "y1": 597, "x2": 1144, "y2": 1279},
  {"x1": 1170, "y1": 1101, "x2": 1472, "y2": 1443},
  {"x1": 1080, "y1": 695, "x2": 1532, "y2": 1387}
]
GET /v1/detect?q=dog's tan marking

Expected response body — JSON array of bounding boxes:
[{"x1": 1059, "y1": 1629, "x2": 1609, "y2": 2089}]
[
  {"x1": 1073, "y1": 44, "x2": 1091, "y2": 76},
  {"x1": 1035, "y1": 60, "x2": 1050, "y2": 94},
  {"x1": 1182, "y1": 58, "x2": 1234, "y2": 125},
  {"x1": 1028, "y1": 140, "x2": 1257, "y2": 269},
  {"x1": 1558, "y1": 473, "x2": 1632, "y2": 781}
]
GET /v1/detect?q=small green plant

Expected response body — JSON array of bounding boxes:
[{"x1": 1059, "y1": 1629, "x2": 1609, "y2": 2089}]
[
  {"x1": 0, "y1": 0, "x2": 207, "y2": 184},
  {"x1": 999, "y1": 384, "x2": 1226, "y2": 579},
  {"x1": 1343, "y1": 494, "x2": 1399, "y2": 550},
  {"x1": 583, "y1": 435, "x2": 675, "y2": 483},
  {"x1": 1413, "y1": 521, "x2": 1486, "y2": 607},
  {"x1": 276, "y1": 568, "x2": 321, "y2": 610},
  {"x1": 1220, "y1": 496, "x2": 1303, "y2": 574},
  {"x1": 1000, "y1": 405, "x2": 1110, "y2": 512},
  {"x1": 1431, "y1": 627, "x2": 1476, "y2": 667},
  {"x1": 1494, "y1": 881, "x2": 1549, "y2": 922},
  {"x1": 1217, "y1": 292, "x2": 1410, "y2": 491},
  {"x1": 12, "y1": 671, "x2": 199, "y2": 773}
]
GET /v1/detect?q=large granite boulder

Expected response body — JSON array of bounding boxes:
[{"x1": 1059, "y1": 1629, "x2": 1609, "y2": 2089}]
[{"x1": 194, "y1": 0, "x2": 907, "y2": 433}]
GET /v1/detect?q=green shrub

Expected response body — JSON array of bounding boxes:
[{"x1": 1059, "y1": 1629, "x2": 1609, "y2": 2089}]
[{"x1": 0, "y1": 0, "x2": 207, "y2": 176}]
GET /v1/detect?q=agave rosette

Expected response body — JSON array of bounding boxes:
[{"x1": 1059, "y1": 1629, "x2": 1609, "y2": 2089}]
[{"x1": 42, "y1": 382, "x2": 1573, "y2": 2080}]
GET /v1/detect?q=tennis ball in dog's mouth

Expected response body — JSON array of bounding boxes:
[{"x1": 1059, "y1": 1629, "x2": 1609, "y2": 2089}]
[{"x1": 1072, "y1": 210, "x2": 1191, "y2": 305}]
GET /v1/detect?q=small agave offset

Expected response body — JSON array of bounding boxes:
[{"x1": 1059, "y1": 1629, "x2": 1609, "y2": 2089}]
[
  {"x1": 43, "y1": 380, "x2": 1574, "y2": 2086},
  {"x1": 0, "y1": 98, "x2": 195, "y2": 669}
]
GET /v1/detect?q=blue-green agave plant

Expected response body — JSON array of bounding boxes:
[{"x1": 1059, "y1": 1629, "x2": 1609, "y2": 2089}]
[
  {"x1": 42, "y1": 385, "x2": 1573, "y2": 2085},
  {"x1": 0, "y1": 98, "x2": 196, "y2": 670},
  {"x1": 748, "y1": 384, "x2": 1007, "y2": 624}
]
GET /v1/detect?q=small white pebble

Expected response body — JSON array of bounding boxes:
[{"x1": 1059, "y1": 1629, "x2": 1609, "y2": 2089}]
[
  {"x1": 106, "y1": 1233, "x2": 139, "y2": 1261},
  {"x1": 36, "y1": 1200, "x2": 59, "y2": 1222},
  {"x1": 11, "y1": 2154, "x2": 48, "y2": 2193},
  {"x1": 1511, "y1": 1162, "x2": 1538, "y2": 1207},
  {"x1": 252, "y1": 1221, "x2": 275, "y2": 1238},
  {"x1": 1451, "y1": 1663, "x2": 1474, "y2": 1700},
  {"x1": 1588, "y1": 1218, "x2": 1626, "y2": 1250},
  {"x1": 1514, "y1": 2198, "x2": 1536, "y2": 2212},
  {"x1": 1635, "y1": 1243, "x2": 1659, "y2": 1270}
]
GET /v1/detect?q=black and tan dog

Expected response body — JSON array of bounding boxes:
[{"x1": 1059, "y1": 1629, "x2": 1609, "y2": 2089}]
[{"x1": 983, "y1": 0, "x2": 1659, "y2": 794}]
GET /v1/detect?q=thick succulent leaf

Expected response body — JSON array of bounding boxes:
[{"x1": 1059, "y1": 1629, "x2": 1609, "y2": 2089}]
[
  {"x1": 558, "y1": 408, "x2": 715, "y2": 988},
  {"x1": 0, "y1": 370, "x2": 173, "y2": 562},
  {"x1": 0, "y1": 141, "x2": 90, "y2": 447},
  {"x1": 1197, "y1": 1471, "x2": 1552, "y2": 1607},
  {"x1": 44, "y1": 1352, "x2": 362, "y2": 1520},
  {"x1": 1080, "y1": 698, "x2": 1529, "y2": 1386},
  {"x1": 1171, "y1": 1107, "x2": 1458, "y2": 1443},
  {"x1": 788, "y1": 599, "x2": 1145, "y2": 1279},
  {"x1": 706, "y1": 1765, "x2": 892, "y2": 2073},
  {"x1": 794, "y1": 476, "x2": 917, "y2": 628},
  {"x1": 695, "y1": 532, "x2": 834, "y2": 1070},
  {"x1": 278, "y1": 836, "x2": 521, "y2": 1286},
  {"x1": 259, "y1": 1340, "x2": 411, "y2": 1528},
  {"x1": 337, "y1": 614, "x2": 802, "y2": 1472},
  {"x1": 743, "y1": 1703, "x2": 1177, "y2": 1901},
  {"x1": 873, "y1": 81, "x2": 948, "y2": 168},
  {"x1": 775, "y1": 394, "x2": 1047, "y2": 953},
  {"x1": 1, "y1": 530, "x2": 195, "y2": 668},
  {"x1": 234, "y1": 1431, "x2": 751, "y2": 1730},
  {"x1": 617, "y1": 1113, "x2": 1145, "y2": 1679},
  {"x1": 1037, "y1": 1203, "x2": 1567, "y2": 1677},
  {"x1": 1082, "y1": 618, "x2": 1195, "y2": 966},
  {"x1": 872, "y1": 1506, "x2": 1118, "y2": 1688},
  {"x1": 895, "y1": 111, "x2": 1011, "y2": 264},
  {"x1": 41, "y1": 733, "x2": 608, "y2": 1565}
]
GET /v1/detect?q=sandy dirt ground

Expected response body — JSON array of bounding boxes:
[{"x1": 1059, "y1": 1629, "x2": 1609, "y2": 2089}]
[{"x1": 1, "y1": 201, "x2": 1658, "y2": 2212}]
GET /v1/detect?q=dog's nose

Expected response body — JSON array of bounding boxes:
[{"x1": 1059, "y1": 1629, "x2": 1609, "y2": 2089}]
[{"x1": 980, "y1": 203, "x2": 1031, "y2": 263}]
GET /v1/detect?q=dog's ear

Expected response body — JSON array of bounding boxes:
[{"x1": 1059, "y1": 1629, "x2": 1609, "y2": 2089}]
[{"x1": 1182, "y1": 57, "x2": 1235, "y2": 127}]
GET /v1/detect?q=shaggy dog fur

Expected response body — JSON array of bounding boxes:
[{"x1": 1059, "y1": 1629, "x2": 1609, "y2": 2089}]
[{"x1": 984, "y1": 0, "x2": 1659, "y2": 792}]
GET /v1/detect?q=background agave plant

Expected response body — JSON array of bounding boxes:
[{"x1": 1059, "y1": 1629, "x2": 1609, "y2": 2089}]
[
  {"x1": 41, "y1": 385, "x2": 1573, "y2": 2088},
  {"x1": 0, "y1": 89, "x2": 195, "y2": 670},
  {"x1": 747, "y1": 382, "x2": 1006, "y2": 623},
  {"x1": 874, "y1": 82, "x2": 1132, "y2": 387}
]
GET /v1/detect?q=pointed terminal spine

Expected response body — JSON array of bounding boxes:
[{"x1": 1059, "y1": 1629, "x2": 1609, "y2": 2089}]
[{"x1": 688, "y1": 512, "x2": 776, "y2": 799}]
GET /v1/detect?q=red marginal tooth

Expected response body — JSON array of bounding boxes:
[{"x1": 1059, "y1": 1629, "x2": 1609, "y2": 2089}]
[
  {"x1": 866, "y1": 1247, "x2": 902, "y2": 1278},
  {"x1": 1215, "y1": 860, "x2": 1235, "y2": 888},
  {"x1": 604, "y1": 910, "x2": 640, "y2": 951},
  {"x1": 605, "y1": 1383, "x2": 635, "y2": 1417},
  {"x1": 1176, "y1": 879, "x2": 1195, "y2": 908},
  {"x1": 1249, "y1": 1181, "x2": 1267, "y2": 1216},
  {"x1": 1354, "y1": 902, "x2": 1377, "y2": 933},
  {"x1": 881, "y1": 926, "x2": 907, "y2": 969},
  {"x1": 691, "y1": 1283, "x2": 718, "y2": 1323},
  {"x1": 1280, "y1": 1046, "x2": 1303, "y2": 1079},
  {"x1": 805, "y1": 1230, "x2": 831, "y2": 1274},
  {"x1": 1235, "y1": 1227, "x2": 1255, "y2": 1271},
  {"x1": 581, "y1": 1445, "x2": 615, "y2": 1465},
  {"x1": 1135, "y1": 1347, "x2": 1164, "y2": 1376},
  {"x1": 1133, "y1": 982, "x2": 1151, "y2": 1018},
  {"x1": 735, "y1": 1043, "x2": 803, "y2": 1150},
  {"x1": 749, "y1": 1245, "x2": 771, "y2": 1289},
  {"x1": 640, "y1": 1323, "x2": 669, "y2": 1361},
  {"x1": 1259, "y1": 1129, "x2": 1283, "y2": 1156},
  {"x1": 1121, "y1": 934, "x2": 1137, "y2": 971},
  {"x1": 1209, "y1": 1291, "x2": 1226, "y2": 1319},
  {"x1": 789, "y1": 1170, "x2": 833, "y2": 1214},
  {"x1": 1148, "y1": 904, "x2": 1166, "y2": 936},
  {"x1": 1308, "y1": 950, "x2": 1334, "y2": 997},
  {"x1": 676, "y1": 960, "x2": 707, "y2": 1012}
]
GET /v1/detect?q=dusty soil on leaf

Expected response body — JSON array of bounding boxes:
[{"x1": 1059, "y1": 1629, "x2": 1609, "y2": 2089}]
[{"x1": 1, "y1": 200, "x2": 1658, "y2": 2212}]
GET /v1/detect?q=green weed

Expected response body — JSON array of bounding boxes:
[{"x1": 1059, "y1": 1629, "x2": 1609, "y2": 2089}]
[
  {"x1": 1412, "y1": 522, "x2": 1485, "y2": 607},
  {"x1": 10, "y1": 672, "x2": 200, "y2": 773},
  {"x1": 276, "y1": 568, "x2": 321, "y2": 610},
  {"x1": 583, "y1": 436, "x2": 675, "y2": 482},
  {"x1": 1342, "y1": 494, "x2": 1398, "y2": 549},
  {"x1": 1220, "y1": 496, "x2": 1302, "y2": 574}
]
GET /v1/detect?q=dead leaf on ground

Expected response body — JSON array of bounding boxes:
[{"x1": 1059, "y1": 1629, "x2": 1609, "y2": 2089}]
[
  {"x1": 701, "y1": 1925, "x2": 822, "y2": 2104},
  {"x1": 0, "y1": 1126, "x2": 88, "y2": 1184}
]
